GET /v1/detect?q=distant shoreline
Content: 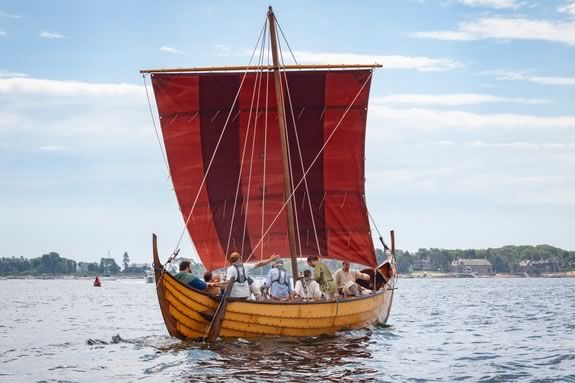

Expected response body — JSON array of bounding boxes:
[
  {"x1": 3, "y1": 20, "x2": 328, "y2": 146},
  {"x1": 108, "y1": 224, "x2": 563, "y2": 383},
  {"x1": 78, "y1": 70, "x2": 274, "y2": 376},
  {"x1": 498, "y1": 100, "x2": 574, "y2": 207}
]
[
  {"x1": 2, "y1": 271, "x2": 575, "y2": 281},
  {"x1": 400, "y1": 271, "x2": 575, "y2": 279},
  {"x1": 0, "y1": 274, "x2": 146, "y2": 280}
]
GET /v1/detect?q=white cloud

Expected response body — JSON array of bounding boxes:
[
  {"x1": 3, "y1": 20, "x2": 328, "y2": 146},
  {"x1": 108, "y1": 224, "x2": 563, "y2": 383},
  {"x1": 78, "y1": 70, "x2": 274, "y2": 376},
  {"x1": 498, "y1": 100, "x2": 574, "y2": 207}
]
[
  {"x1": 214, "y1": 44, "x2": 233, "y2": 52},
  {"x1": 0, "y1": 69, "x2": 28, "y2": 78},
  {"x1": 486, "y1": 69, "x2": 575, "y2": 86},
  {"x1": 0, "y1": 77, "x2": 144, "y2": 97},
  {"x1": 40, "y1": 32, "x2": 65, "y2": 39},
  {"x1": 160, "y1": 46, "x2": 187, "y2": 55},
  {"x1": 413, "y1": 17, "x2": 575, "y2": 46},
  {"x1": 212, "y1": 46, "x2": 464, "y2": 72},
  {"x1": 0, "y1": 10, "x2": 21, "y2": 18},
  {"x1": 39, "y1": 145, "x2": 65, "y2": 151},
  {"x1": 293, "y1": 51, "x2": 464, "y2": 72},
  {"x1": 369, "y1": 103, "x2": 575, "y2": 130},
  {"x1": 558, "y1": 1, "x2": 575, "y2": 16},
  {"x1": 451, "y1": 0, "x2": 521, "y2": 9},
  {"x1": 462, "y1": 140, "x2": 571, "y2": 150},
  {"x1": 0, "y1": 30, "x2": 6, "y2": 38},
  {"x1": 378, "y1": 93, "x2": 547, "y2": 106},
  {"x1": 0, "y1": 77, "x2": 151, "y2": 145}
]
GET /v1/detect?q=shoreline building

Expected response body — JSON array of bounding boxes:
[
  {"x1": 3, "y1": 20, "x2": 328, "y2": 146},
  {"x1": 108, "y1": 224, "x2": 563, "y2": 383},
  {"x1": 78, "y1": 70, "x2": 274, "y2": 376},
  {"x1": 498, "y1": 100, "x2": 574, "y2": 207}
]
[{"x1": 450, "y1": 259, "x2": 492, "y2": 275}]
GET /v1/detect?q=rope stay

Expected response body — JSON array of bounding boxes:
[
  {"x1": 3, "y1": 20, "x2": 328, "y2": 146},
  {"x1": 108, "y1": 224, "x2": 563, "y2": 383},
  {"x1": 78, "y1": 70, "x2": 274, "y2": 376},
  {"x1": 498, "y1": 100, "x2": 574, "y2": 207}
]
[
  {"x1": 260, "y1": 39, "x2": 271, "y2": 262},
  {"x1": 278, "y1": 30, "x2": 323, "y2": 259},
  {"x1": 240, "y1": 27, "x2": 268, "y2": 260},
  {"x1": 150, "y1": 16, "x2": 269, "y2": 271},
  {"x1": 143, "y1": 75, "x2": 170, "y2": 174},
  {"x1": 225, "y1": 20, "x2": 268, "y2": 259},
  {"x1": 245, "y1": 70, "x2": 374, "y2": 262},
  {"x1": 276, "y1": 32, "x2": 305, "y2": 261},
  {"x1": 275, "y1": 17, "x2": 299, "y2": 65}
]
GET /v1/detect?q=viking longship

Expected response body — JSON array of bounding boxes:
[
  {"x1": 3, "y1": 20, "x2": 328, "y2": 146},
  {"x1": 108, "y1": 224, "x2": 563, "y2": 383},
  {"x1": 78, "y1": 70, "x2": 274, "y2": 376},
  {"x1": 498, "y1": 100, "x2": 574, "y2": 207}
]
[{"x1": 142, "y1": 7, "x2": 396, "y2": 340}]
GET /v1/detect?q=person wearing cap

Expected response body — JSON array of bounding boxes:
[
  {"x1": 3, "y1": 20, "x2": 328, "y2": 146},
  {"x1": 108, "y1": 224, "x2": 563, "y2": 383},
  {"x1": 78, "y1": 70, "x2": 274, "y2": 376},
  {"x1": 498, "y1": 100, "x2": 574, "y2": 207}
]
[
  {"x1": 294, "y1": 269, "x2": 321, "y2": 300},
  {"x1": 334, "y1": 261, "x2": 371, "y2": 297},
  {"x1": 265, "y1": 259, "x2": 292, "y2": 300},
  {"x1": 306, "y1": 255, "x2": 337, "y2": 299},
  {"x1": 225, "y1": 251, "x2": 278, "y2": 299}
]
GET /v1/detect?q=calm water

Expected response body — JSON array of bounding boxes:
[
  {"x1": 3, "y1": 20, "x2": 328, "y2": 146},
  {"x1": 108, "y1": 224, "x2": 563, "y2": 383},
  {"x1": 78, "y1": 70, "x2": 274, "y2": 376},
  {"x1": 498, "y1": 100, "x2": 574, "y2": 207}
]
[{"x1": 0, "y1": 277, "x2": 574, "y2": 382}]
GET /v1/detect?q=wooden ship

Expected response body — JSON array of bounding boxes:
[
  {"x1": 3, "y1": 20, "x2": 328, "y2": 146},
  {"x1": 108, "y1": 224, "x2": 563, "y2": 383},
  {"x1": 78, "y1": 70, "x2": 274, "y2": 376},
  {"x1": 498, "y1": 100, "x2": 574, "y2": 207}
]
[{"x1": 142, "y1": 7, "x2": 396, "y2": 340}]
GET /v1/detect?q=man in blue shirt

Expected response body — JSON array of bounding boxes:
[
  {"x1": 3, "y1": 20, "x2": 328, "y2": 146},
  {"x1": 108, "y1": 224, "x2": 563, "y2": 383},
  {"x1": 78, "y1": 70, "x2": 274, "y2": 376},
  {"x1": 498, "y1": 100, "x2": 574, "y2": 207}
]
[
  {"x1": 265, "y1": 259, "x2": 292, "y2": 300},
  {"x1": 173, "y1": 261, "x2": 213, "y2": 291}
]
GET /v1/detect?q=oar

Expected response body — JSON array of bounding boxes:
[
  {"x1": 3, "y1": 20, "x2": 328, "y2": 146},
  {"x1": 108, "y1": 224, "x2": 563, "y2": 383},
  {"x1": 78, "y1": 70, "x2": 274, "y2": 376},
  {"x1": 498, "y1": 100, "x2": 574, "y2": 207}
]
[{"x1": 205, "y1": 276, "x2": 235, "y2": 342}]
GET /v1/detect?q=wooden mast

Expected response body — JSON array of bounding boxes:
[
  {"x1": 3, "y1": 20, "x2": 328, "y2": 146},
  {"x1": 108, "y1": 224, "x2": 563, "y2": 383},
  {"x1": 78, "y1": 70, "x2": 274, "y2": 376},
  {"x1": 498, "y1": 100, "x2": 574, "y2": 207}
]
[{"x1": 268, "y1": 6, "x2": 299, "y2": 280}]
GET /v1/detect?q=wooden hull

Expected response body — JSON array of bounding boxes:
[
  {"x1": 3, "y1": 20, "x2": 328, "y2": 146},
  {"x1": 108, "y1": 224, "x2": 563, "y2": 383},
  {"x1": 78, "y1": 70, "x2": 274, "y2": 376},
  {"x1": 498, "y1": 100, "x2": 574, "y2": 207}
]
[{"x1": 153, "y1": 236, "x2": 395, "y2": 340}]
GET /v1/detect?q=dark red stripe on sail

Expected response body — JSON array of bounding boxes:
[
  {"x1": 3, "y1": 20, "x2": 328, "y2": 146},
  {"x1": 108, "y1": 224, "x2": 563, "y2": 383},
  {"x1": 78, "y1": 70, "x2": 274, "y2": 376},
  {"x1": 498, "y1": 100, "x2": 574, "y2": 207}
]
[
  {"x1": 285, "y1": 72, "x2": 327, "y2": 258},
  {"x1": 199, "y1": 75, "x2": 253, "y2": 262}
]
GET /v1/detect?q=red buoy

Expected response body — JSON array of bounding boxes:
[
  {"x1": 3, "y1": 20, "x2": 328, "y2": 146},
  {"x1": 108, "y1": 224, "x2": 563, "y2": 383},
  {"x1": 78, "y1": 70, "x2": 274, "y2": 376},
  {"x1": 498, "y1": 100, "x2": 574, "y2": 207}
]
[{"x1": 94, "y1": 276, "x2": 101, "y2": 287}]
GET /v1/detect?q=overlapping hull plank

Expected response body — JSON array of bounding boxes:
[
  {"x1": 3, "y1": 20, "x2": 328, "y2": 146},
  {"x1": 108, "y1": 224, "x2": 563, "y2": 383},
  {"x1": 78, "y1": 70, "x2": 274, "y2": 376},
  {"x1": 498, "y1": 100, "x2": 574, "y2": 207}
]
[{"x1": 155, "y1": 268, "x2": 394, "y2": 340}]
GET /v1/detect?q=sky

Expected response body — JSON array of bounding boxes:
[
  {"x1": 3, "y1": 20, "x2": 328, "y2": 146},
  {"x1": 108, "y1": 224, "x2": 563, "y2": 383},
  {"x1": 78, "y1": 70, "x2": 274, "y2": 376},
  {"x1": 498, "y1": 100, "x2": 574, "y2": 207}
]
[{"x1": 1, "y1": 0, "x2": 574, "y2": 264}]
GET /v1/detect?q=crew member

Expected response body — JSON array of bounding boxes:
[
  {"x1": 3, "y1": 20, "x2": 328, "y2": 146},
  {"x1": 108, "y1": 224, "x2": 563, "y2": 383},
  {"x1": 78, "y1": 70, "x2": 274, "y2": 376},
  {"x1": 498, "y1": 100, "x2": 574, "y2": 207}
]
[
  {"x1": 334, "y1": 261, "x2": 371, "y2": 297},
  {"x1": 174, "y1": 261, "x2": 218, "y2": 291},
  {"x1": 306, "y1": 255, "x2": 337, "y2": 299},
  {"x1": 294, "y1": 269, "x2": 321, "y2": 300},
  {"x1": 226, "y1": 252, "x2": 278, "y2": 299},
  {"x1": 266, "y1": 259, "x2": 292, "y2": 300}
]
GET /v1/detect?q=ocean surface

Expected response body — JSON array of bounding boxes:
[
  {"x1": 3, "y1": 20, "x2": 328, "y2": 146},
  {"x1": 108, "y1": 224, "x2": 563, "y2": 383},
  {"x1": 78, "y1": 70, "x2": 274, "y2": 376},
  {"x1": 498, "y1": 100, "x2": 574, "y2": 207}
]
[{"x1": 0, "y1": 277, "x2": 573, "y2": 382}]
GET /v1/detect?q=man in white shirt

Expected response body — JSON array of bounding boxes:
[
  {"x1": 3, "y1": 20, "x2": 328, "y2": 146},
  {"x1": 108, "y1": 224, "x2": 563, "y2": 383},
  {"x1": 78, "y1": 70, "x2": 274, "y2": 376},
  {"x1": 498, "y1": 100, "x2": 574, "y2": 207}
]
[
  {"x1": 225, "y1": 251, "x2": 278, "y2": 299},
  {"x1": 294, "y1": 269, "x2": 322, "y2": 300},
  {"x1": 334, "y1": 261, "x2": 371, "y2": 297}
]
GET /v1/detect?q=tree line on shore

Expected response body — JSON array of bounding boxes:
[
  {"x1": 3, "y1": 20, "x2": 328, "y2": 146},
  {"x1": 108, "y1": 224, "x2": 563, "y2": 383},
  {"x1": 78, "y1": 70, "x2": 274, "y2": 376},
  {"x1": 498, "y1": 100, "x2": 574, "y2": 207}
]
[
  {"x1": 0, "y1": 251, "x2": 143, "y2": 275},
  {"x1": 2, "y1": 244, "x2": 574, "y2": 276},
  {"x1": 388, "y1": 244, "x2": 575, "y2": 274}
]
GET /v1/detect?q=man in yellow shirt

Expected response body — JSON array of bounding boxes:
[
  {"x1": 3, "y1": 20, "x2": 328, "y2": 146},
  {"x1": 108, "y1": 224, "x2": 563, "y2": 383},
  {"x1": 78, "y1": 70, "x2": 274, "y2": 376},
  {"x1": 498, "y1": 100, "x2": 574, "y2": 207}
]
[{"x1": 334, "y1": 261, "x2": 371, "y2": 297}]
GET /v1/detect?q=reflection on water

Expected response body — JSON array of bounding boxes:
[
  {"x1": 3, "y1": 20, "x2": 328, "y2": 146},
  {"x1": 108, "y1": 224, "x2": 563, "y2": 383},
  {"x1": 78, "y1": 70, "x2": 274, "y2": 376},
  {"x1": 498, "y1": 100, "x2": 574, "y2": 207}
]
[
  {"x1": 1, "y1": 278, "x2": 574, "y2": 382},
  {"x1": 185, "y1": 331, "x2": 381, "y2": 382}
]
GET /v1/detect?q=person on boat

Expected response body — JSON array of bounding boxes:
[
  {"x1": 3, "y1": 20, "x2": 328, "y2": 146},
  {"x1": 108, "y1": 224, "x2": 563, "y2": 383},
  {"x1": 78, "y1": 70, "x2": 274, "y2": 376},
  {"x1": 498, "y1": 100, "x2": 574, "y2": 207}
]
[
  {"x1": 294, "y1": 269, "x2": 321, "y2": 300},
  {"x1": 265, "y1": 259, "x2": 292, "y2": 301},
  {"x1": 306, "y1": 255, "x2": 337, "y2": 299},
  {"x1": 334, "y1": 261, "x2": 371, "y2": 297},
  {"x1": 174, "y1": 261, "x2": 218, "y2": 291},
  {"x1": 225, "y1": 251, "x2": 279, "y2": 299},
  {"x1": 203, "y1": 271, "x2": 223, "y2": 296}
]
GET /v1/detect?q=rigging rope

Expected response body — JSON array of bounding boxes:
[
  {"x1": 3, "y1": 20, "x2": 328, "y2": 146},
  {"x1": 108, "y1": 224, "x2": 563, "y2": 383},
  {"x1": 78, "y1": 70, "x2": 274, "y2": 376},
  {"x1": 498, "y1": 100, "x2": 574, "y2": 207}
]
[
  {"x1": 278, "y1": 35, "x2": 323, "y2": 259},
  {"x1": 275, "y1": 17, "x2": 299, "y2": 65},
  {"x1": 245, "y1": 70, "x2": 374, "y2": 263},
  {"x1": 368, "y1": 210, "x2": 390, "y2": 253},
  {"x1": 225, "y1": 22, "x2": 268, "y2": 258},
  {"x1": 142, "y1": 74, "x2": 170, "y2": 174},
  {"x1": 260, "y1": 41, "x2": 271, "y2": 262},
  {"x1": 240, "y1": 43, "x2": 267, "y2": 259},
  {"x1": 160, "y1": 17, "x2": 269, "y2": 269},
  {"x1": 276, "y1": 35, "x2": 304, "y2": 260}
]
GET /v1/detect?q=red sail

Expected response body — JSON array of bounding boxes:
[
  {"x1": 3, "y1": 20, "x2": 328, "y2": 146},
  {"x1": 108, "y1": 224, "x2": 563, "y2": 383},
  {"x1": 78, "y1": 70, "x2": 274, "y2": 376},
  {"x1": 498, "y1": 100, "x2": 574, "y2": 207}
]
[{"x1": 151, "y1": 69, "x2": 376, "y2": 270}]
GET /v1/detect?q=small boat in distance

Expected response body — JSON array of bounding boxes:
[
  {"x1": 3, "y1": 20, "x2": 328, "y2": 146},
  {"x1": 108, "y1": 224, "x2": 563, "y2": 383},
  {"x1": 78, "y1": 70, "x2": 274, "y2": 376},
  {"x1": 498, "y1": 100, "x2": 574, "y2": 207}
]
[
  {"x1": 145, "y1": 269, "x2": 154, "y2": 283},
  {"x1": 142, "y1": 7, "x2": 396, "y2": 341},
  {"x1": 93, "y1": 276, "x2": 101, "y2": 287}
]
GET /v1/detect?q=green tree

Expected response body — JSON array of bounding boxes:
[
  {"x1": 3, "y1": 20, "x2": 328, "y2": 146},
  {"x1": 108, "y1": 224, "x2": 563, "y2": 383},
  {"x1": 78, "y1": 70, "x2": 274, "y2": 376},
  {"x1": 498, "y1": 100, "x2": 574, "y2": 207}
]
[
  {"x1": 397, "y1": 251, "x2": 412, "y2": 274},
  {"x1": 122, "y1": 252, "x2": 130, "y2": 271},
  {"x1": 375, "y1": 248, "x2": 386, "y2": 264},
  {"x1": 99, "y1": 258, "x2": 120, "y2": 274}
]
